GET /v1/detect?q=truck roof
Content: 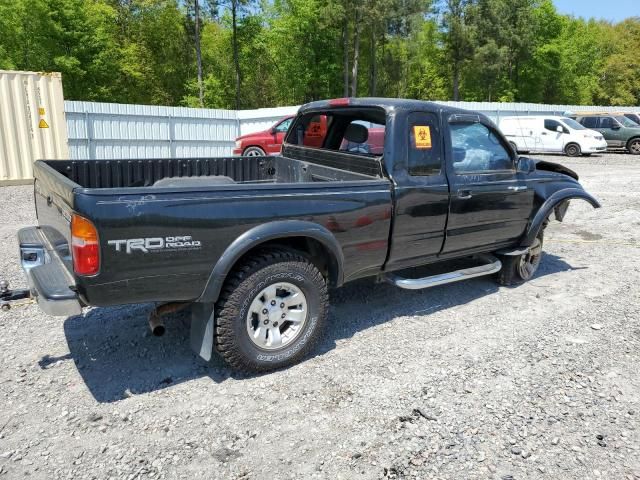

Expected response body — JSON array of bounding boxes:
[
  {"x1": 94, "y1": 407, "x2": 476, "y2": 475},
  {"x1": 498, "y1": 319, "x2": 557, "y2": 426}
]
[
  {"x1": 299, "y1": 97, "x2": 489, "y2": 120},
  {"x1": 500, "y1": 115, "x2": 568, "y2": 121}
]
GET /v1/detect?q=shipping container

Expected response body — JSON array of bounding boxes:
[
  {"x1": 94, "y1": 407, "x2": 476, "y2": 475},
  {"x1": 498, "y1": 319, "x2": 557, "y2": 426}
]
[{"x1": 0, "y1": 70, "x2": 69, "y2": 185}]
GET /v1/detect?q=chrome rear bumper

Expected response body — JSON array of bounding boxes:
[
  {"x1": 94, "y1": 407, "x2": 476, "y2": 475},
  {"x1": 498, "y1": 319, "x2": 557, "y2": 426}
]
[{"x1": 18, "y1": 227, "x2": 82, "y2": 317}]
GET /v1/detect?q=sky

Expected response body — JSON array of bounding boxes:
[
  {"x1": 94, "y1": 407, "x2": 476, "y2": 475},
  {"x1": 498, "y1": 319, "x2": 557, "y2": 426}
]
[{"x1": 553, "y1": 0, "x2": 638, "y2": 23}]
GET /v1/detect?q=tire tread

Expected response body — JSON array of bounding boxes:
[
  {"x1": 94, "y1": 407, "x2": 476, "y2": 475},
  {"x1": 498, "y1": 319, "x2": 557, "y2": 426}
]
[{"x1": 214, "y1": 248, "x2": 328, "y2": 372}]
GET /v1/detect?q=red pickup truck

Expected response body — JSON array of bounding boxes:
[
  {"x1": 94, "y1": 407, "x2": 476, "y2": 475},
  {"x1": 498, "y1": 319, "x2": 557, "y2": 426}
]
[
  {"x1": 233, "y1": 115, "x2": 384, "y2": 156},
  {"x1": 233, "y1": 116, "x2": 295, "y2": 156}
]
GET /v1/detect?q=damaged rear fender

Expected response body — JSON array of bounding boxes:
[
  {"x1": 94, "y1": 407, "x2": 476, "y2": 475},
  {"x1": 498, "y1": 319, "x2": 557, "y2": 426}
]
[{"x1": 521, "y1": 188, "x2": 601, "y2": 247}]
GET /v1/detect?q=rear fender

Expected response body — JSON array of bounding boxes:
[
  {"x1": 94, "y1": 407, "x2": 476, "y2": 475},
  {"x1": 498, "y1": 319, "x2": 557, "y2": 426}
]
[
  {"x1": 521, "y1": 188, "x2": 601, "y2": 247},
  {"x1": 197, "y1": 220, "x2": 344, "y2": 304}
]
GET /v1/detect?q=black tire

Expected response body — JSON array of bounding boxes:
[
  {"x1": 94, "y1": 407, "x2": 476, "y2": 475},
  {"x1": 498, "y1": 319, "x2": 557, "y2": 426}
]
[
  {"x1": 214, "y1": 249, "x2": 328, "y2": 373},
  {"x1": 627, "y1": 138, "x2": 640, "y2": 155},
  {"x1": 243, "y1": 146, "x2": 266, "y2": 157},
  {"x1": 564, "y1": 143, "x2": 581, "y2": 157},
  {"x1": 496, "y1": 232, "x2": 544, "y2": 286}
]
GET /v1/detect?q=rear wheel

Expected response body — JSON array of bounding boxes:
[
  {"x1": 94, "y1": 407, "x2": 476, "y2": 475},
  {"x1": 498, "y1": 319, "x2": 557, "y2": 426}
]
[
  {"x1": 564, "y1": 143, "x2": 581, "y2": 157},
  {"x1": 214, "y1": 249, "x2": 328, "y2": 373},
  {"x1": 243, "y1": 146, "x2": 266, "y2": 157},
  {"x1": 627, "y1": 138, "x2": 640, "y2": 155},
  {"x1": 496, "y1": 233, "x2": 544, "y2": 286}
]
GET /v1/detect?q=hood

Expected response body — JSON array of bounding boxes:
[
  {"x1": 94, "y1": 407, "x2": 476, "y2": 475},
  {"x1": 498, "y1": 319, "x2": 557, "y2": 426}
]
[
  {"x1": 236, "y1": 128, "x2": 271, "y2": 141},
  {"x1": 534, "y1": 159, "x2": 579, "y2": 180}
]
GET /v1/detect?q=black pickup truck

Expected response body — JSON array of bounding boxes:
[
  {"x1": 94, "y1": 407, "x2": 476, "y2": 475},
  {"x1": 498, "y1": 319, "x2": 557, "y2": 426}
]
[{"x1": 4, "y1": 98, "x2": 600, "y2": 372}]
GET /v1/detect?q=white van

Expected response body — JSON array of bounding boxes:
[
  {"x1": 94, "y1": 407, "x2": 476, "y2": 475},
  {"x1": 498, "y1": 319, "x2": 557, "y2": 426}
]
[{"x1": 498, "y1": 116, "x2": 608, "y2": 156}]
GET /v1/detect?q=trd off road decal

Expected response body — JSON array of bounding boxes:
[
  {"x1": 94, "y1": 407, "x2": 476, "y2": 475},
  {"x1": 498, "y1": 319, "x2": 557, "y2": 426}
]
[{"x1": 108, "y1": 236, "x2": 202, "y2": 254}]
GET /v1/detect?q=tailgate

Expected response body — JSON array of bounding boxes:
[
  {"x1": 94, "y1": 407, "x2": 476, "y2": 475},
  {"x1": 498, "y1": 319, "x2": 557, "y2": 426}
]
[{"x1": 32, "y1": 161, "x2": 78, "y2": 275}]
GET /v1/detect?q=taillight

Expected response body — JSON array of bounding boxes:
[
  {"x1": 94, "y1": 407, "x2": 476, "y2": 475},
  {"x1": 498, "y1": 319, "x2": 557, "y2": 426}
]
[{"x1": 71, "y1": 214, "x2": 99, "y2": 275}]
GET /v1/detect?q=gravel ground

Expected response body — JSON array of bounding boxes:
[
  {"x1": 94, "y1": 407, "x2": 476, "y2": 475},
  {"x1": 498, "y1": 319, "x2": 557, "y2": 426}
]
[{"x1": 0, "y1": 152, "x2": 639, "y2": 480}]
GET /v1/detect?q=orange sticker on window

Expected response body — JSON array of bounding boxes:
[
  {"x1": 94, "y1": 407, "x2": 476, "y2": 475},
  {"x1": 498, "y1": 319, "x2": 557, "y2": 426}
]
[{"x1": 413, "y1": 126, "x2": 432, "y2": 149}]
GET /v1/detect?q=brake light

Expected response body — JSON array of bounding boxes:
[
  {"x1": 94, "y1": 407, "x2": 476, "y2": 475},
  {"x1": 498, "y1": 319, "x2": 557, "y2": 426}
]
[
  {"x1": 329, "y1": 98, "x2": 350, "y2": 107},
  {"x1": 71, "y1": 214, "x2": 100, "y2": 276}
]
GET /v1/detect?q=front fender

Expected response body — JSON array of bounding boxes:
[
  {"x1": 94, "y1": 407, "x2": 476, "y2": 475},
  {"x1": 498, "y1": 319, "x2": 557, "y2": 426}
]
[
  {"x1": 521, "y1": 188, "x2": 601, "y2": 247},
  {"x1": 197, "y1": 220, "x2": 344, "y2": 304}
]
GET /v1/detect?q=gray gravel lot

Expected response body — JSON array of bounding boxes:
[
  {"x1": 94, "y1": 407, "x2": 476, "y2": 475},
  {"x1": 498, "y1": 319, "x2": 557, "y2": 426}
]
[{"x1": 0, "y1": 152, "x2": 639, "y2": 480}]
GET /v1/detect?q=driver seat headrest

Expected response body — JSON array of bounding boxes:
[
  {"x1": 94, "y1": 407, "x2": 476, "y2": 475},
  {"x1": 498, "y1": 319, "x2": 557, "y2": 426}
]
[{"x1": 344, "y1": 123, "x2": 369, "y2": 144}]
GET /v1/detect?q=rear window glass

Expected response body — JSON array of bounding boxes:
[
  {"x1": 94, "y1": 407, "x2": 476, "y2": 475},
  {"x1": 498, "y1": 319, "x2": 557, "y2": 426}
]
[{"x1": 286, "y1": 109, "x2": 386, "y2": 156}]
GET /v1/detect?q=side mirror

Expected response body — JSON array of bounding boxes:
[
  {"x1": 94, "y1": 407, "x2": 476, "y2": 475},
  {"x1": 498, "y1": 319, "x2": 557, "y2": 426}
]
[
  {"x1": 516, "y1": 157, "x2": 536, "y2": 174},
  {"x1": 556, "y1": 126, "x2": 564, "y2": 133}
]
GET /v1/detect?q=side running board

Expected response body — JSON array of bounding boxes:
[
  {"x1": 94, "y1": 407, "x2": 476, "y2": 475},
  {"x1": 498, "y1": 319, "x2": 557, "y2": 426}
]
[{"x1": 384, "y1": 254, "x2": 502, "y2": 290}]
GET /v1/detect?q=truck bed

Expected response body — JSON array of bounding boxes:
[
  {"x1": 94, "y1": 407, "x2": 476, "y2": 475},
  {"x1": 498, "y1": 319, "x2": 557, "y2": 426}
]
[
  {"x1": 43, "y1": 150, "x2": 382, "y2": 190},
  {"x1": 32, "y1": 153, "x2": 392, "y2": 307}
]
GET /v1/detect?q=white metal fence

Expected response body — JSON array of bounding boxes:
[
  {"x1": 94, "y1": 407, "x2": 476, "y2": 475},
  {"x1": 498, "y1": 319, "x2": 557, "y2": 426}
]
[
  {"x1": 65, "y1": 101, "x2": 298, "y2": 159},
  {"x1": 64, "y1": 100, "x2": 639, "y2": 160}
]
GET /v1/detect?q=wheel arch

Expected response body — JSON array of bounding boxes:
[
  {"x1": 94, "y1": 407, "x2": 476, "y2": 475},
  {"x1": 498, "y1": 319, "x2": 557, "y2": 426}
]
[
  {"x1": 626, "y1": 136, "x2": 640, "y2": 151},
  {"x1": 520, "y1": 188, "x2": 601, "y2": 248},
  {"x1": 197, "y1": 220, "x2": 344, "y2": 304},
  {"x1": 242, "y1": 145, "x2": 267, "y2": 155},
  {"x1": 564, "y1": 142, "x2": 581, "y2": 155}
]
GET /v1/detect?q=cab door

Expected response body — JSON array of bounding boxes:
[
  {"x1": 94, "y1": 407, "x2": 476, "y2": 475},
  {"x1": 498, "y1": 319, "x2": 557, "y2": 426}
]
[
  {"x1": 541, "y1": 119, "x2": 566, "y2": 152},
  {"x1": 385, "y1": 111, "x2": 449, "y2": 270},
  {"x1": 442, "y1": 116, "x2": 534, "y2": 255},
  {"x1": 267, "y1": 117, "x2": 293, "y2": 154},
  {"x1": 596, "y1": 117, "x2": 624, "y2": 147}
]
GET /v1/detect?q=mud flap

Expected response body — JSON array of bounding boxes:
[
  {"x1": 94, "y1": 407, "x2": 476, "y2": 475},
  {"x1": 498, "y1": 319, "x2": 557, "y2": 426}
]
[
  {"x1": 190, "y1": 302, "x2": 215, "y2": 361},
  {"x1": 554, "y1": 200, "x2": 570, "y2": 222}
]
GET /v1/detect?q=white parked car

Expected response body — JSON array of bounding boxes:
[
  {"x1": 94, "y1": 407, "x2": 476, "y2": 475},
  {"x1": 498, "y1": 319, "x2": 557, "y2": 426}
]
[{"x1": 498, "y1": 116, "x2": 608, "y2": 157}]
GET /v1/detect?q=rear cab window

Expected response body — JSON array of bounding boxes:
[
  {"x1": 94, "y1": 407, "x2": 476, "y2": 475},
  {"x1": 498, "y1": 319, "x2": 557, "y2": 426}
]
[{"x1": 285, "y1": 108, "x2": 386, "y2": 156}]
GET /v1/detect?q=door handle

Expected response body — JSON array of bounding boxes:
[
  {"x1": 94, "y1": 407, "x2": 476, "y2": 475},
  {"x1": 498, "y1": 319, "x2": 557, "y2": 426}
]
[
  {"x1": 457, "y1": 189, "x2": 473, "y2": 199},
  {"x1": 508, "y1": 186, "x2": 527, "y2": 192}
]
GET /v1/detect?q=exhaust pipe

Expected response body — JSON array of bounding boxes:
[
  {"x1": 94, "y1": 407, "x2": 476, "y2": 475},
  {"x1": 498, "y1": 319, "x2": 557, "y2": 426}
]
[
  {"x1": 148, "y1": 311, "x2": 166, "y2": 336},
  {"x1": 148, "y1": 302, "x2": 189, "y2": 337}
]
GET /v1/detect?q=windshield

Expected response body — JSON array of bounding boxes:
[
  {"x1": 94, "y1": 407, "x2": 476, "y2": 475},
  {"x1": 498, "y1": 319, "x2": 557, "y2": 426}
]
[
  {"x1": 561, "y1": 118, "x2": 586, "y2": 130},
  {"x1": 615, "y1": 116, "x2": 640, "y2": 127}
]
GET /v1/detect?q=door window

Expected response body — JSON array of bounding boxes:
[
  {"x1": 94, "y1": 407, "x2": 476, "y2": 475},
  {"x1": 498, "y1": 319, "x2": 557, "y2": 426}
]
[
  {"x1": 580, "y1": 117, "x2": 598, "y2": 128},
  {"x1": 408, "y1": 113, "x2": 441, "y2": 176},
  {"x1": 544, "y1": 119, "x2": 567, "y2": 133},
  {"x1": 449, "y1": 122, "x2": 513, "y2": 174},
  {"x1": 274, "y1": 118, "x2": 293, "y2": 133},
  {"x1": 615, "y1": 115, "x2": 638, "y2": 127},
  {"x1": 599, "y1": 117, "x2": 615, "y2": 129}
]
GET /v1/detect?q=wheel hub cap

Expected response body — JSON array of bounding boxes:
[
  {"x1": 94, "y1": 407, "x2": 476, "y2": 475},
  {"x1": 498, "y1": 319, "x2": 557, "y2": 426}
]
[{"x1": 246, "y1": 282, "x2": 308, "y2": 350}]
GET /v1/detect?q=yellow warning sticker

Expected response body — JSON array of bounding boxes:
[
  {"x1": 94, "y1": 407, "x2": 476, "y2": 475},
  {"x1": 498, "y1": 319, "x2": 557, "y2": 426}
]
[
  {"x1": 413, "y1": 126, "x2": 432, "y2": 149},
  {"x1": 38, "y1": 119, "x2": 49, "y2": 129},
  {"x1": 38, "y1": 107, "x2": 46, "y2": 116}
]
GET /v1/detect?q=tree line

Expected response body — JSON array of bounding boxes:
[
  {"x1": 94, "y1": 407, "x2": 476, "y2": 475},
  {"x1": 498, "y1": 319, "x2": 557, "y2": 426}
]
[{"x1": 1, "y1": 0, "x2": 638, "y2": 109}]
